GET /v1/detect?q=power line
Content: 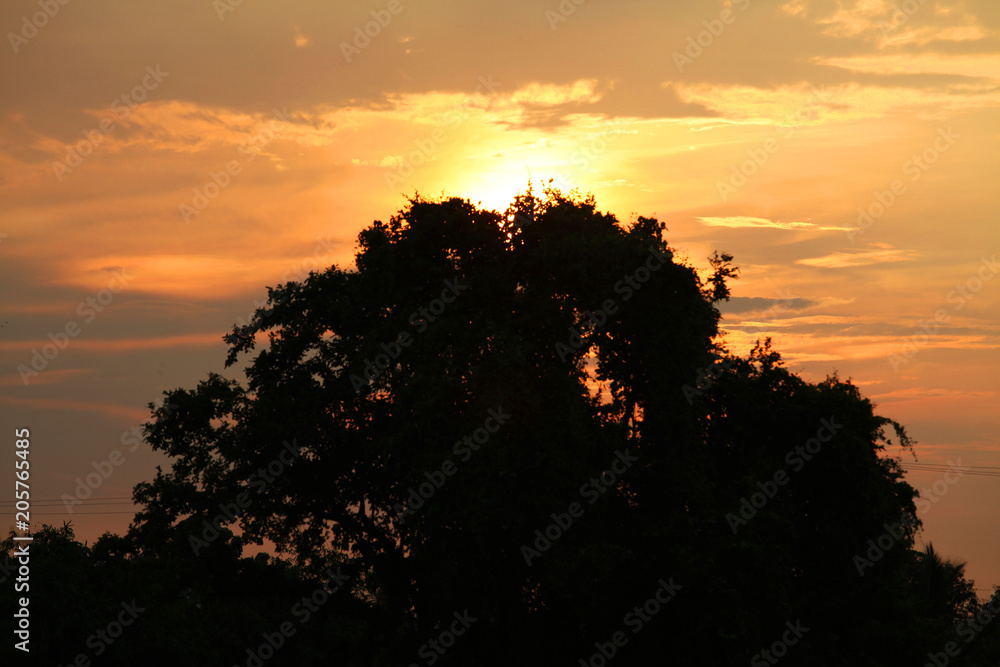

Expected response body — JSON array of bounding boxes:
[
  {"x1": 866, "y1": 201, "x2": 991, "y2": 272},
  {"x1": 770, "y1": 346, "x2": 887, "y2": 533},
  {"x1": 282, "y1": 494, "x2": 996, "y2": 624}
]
[
  {"x1": 0, "y1": 501, "x2": 137, "y2": 507},
  {"x1": 900, "y1": 463, "x2": 1000, "y2": 478},
  {"x1": 12, "y1": 512, "x2": 135, "y2": 516},
  {"x1": 903, "y1": 463, "x2": 1000, "y2": 470},
  {"x1": 0, "y1": 496, "x2": 134, "y2": 505},
  {"x1": 0, "y1": 496, "x2": 139, "y2": 516}
]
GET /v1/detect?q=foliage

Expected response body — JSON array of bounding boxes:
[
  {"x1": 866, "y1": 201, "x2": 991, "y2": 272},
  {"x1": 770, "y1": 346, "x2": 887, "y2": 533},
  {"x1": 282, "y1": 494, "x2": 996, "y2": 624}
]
[{"x1": 9, "y1": 189, "x2": 996, "y2": 665}]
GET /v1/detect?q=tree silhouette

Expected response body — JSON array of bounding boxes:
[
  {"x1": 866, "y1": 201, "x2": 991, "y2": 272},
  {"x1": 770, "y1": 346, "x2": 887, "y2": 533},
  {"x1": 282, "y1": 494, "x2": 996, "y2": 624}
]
[{"x1": 15, "y1": 187, "x2": 990, "y2": 665}]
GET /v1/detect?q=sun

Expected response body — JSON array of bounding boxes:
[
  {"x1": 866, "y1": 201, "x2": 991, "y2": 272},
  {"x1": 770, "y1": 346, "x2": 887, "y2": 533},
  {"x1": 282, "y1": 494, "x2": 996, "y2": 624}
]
[
  {"x1": 452, "y1": 147, "x2": 602, "y2": 213},
  {"x1": 458, "y1": 164, "x2": 536, "y2": 213}
]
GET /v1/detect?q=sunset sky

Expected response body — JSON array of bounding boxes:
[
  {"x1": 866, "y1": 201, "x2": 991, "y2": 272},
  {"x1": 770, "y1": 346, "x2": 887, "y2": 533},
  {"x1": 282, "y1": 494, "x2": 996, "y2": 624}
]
[{"x1": 1, "y1": 0, "x2": 998, "y2": 592}]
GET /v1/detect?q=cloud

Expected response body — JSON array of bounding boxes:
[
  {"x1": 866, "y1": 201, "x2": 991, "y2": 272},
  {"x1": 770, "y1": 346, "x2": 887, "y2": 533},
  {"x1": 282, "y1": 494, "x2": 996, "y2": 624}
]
[
  {"x1": 780, "y1": 352, "x2": 846, "y2": 363},
  {"x1": 354, "y1": 155, "x2": 405, "y2": 168},
  {"x1": 697, "y1": 216, "x2": 852, "y2": 231},
  {"x1": 796, "y1": 246, "x2": 919, "y2": 268},
  {"x1": 717, "y1": 296, "x2": 819, "y2": 314},
  {"x1": 0, "y1": 333, "x2": 224, "y2": 353},
  {"x1": 0, "y1": 395, "x2": 149, "y2": 423},
  {"x1": 869, "y1": 386, "x2": 999, "y2": 402},
  {"x1": 790, "y1": 0, "x2": 995, "y2": 48},
  {"x1": 498, "y1": 79, "x2": 718, "y2": 129},
  {"x1": 0, "y1": 369, "x2": 96, "y2": 387}
]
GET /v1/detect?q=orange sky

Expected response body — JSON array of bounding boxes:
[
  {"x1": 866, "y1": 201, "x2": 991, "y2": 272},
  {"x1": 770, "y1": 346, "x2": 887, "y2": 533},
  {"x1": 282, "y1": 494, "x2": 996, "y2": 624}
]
[{"x1": 1, "y1": 0, "x2": 998, "y2": 592}]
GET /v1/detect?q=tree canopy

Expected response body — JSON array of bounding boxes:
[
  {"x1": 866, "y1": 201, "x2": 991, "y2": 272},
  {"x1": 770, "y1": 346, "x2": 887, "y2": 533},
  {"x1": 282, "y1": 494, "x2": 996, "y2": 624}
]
[{"x1": 7, "y1": 187, "x2": 998, "y2": 666}]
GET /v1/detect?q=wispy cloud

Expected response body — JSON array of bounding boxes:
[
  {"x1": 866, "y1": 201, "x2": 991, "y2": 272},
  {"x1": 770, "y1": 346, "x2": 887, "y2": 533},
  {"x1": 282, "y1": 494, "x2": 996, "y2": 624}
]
[
  {"x1": 870, "y1": 386, "x2": 999, "y2": 402},
  {"x1": 697, "y1": 216, "x2": 851, "y2": 231},
  {"x1": 0, "y1": 368, "x2": 96, "y2": 387},
  {"x1": 718, "y1": 296, "x2": 855, "y2": 314},
  {"x1": 0, "y1": 333, "x2": 224, "y2": 353},
  {"x1": 796, "y1": 247, "x2": 919, "y2": 268},
  {"x1": 0, "y1": 396, "x2": 149, "y2": 422}
]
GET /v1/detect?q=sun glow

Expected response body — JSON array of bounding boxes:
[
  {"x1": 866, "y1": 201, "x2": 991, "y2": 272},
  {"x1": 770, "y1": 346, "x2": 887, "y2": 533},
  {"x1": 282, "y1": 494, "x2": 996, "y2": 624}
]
[{"x1": 458, "y1": 164, "x2": 535, "y2": 213}]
